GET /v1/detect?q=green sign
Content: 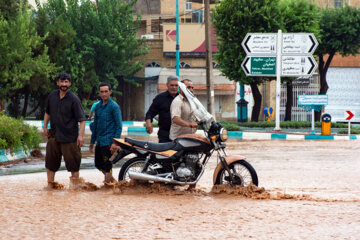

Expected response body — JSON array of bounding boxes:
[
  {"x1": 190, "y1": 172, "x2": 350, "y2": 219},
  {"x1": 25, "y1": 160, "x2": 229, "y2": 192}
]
[{"x1": 251, "y1": 57, "x2": 276, "y2": 75}]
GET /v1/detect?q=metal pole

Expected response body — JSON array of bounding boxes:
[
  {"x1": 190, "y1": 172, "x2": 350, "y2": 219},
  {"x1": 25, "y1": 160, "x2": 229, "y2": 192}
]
[
  {"x1": 311, "y1": 109, "x2": 315, "y2": 134},
  {"x1": 205, "y1": 0, "x2": 215, "y2": 116},
  {"x1": 176, "y1": 0, "x2": 180, "y2": 76},
  {"x1": 240, "y1": 84, "x2": 244, "y2": 100},
  {"x1": 274, "y1": 29, "x2": 282, "y2": 131}
]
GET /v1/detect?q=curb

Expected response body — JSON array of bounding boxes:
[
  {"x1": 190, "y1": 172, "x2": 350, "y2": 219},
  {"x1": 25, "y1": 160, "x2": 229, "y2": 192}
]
[
  {"x1": 0, "y1": 148, "x2": 29, "y2": 163},
  {"x1": 123, "y1": 127, "x2": 359, "y2": 141},
  {"x1": 25, "y1": 121, "x2": 360, "y2": 141}
]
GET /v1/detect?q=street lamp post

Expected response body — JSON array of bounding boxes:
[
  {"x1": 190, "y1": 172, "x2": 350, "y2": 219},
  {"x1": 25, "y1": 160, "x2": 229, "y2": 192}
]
[
  {"x1": 176, "y1": 0, "x2": 180, "y2": 76},
  {"x1": 205, "y1": 0, "x2": 215, "y2": 116}
]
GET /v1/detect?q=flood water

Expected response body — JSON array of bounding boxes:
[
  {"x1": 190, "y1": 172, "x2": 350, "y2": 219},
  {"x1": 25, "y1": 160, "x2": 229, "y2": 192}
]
[{"x1": 1, "y1": 140, "x2": 360, "y2": 239}]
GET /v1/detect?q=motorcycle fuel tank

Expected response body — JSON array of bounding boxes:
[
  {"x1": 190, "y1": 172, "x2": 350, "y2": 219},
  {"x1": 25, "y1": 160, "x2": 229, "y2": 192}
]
[{"x1": 175, "y1": 134, "x2": 213, "y2": 153}]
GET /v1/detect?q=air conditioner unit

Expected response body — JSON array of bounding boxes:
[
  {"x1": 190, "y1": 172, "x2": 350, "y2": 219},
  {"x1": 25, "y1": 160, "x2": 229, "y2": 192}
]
[{"x1": 141, "y1": 34, "x2": 154, "y2": 39}]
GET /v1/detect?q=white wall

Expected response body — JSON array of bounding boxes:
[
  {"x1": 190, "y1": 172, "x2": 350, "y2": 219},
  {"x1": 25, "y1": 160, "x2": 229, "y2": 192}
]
[{"x1": 325, "y1": 67, "x2": 360, "y2": 122}]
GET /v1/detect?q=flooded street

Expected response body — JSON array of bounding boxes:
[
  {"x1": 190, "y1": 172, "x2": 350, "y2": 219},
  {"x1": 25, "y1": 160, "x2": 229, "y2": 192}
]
[{"x1": 1, "y1": 140, "x2": 360, "y2": 239}]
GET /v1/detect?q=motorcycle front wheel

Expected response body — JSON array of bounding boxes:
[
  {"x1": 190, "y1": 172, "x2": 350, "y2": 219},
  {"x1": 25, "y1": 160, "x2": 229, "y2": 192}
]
[
  {"x1": 118, "y1": 157, "x2": 146, "y2": 181},
  {"x1": 215, "y1": 160, "x2": 258, "y2": 186}
]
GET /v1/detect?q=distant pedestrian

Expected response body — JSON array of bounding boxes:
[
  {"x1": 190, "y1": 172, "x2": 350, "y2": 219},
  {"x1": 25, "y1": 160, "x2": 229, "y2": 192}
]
[
  {"x1": 90, "y1": 82, "x2": 122, "y2": 184},
  {"x1": 43, "y1": 72, "x2": 87, "y2": 189},
  {"x1": 145, "y1": 75, "x2": 179, "y2": 143},
  {"x1": 88, "y1": 96, "x2": 101, "y2": 121}
]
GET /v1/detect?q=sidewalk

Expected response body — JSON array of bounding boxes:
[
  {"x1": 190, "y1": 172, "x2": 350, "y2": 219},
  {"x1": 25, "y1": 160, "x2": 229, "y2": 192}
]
[
  {"x1": 2, "y1": 121, "x2": 358, "y2": 164},
  {"x1": 25, "y1": 120, "x2": 360, "y2": 141}
]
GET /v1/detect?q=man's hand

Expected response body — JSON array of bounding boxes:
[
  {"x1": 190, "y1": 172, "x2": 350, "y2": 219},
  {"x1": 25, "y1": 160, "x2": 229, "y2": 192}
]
[
  {"x1": 89, "y1": 144, "x2": 94, "y2": 153},
  {"x1": 189, "y1": 122, "x2": 198, "y2": 129},
  {"x1": 43, "y1": 127, "x2": 49, "y2": 137},
  {"x1": 110, "y1": 144, "x2": 118, "y2": 154},
  {"x1": 77, "y1": 135, "x2": 83, "y2": 147},
  {"x1": 146, "y1": 120, "x2": 153, "y2": 134}
]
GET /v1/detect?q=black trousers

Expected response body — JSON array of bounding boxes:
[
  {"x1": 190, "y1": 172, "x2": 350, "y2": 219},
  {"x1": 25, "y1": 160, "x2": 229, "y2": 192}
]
[
  {"x1": 158, "y1": 129, "x2": 171, "y2": 143},
  {"x1": 94, "y1": 145, "x2": 112, "y2": 172}
]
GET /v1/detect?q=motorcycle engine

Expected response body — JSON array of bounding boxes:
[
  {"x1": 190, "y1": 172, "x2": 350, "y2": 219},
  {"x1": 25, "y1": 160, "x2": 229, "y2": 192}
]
[{"x1": 175, "y1": 153, "x2": 200, "y2": 181}]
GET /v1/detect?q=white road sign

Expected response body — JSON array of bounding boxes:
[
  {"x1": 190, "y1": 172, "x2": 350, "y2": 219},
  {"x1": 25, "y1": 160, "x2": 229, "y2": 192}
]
[
  {"x1": 281, "y1": 55, "x2": 317, "y2": 76},
  {"x1": 282, "y1": 33, "x2": 318, "y2": 55},
  {"x1": 298, "y1": 95, "x2": 328, "y2": 105},
  {"x1": 241, "y1": 33, "x2": 277, "y2": 55}
]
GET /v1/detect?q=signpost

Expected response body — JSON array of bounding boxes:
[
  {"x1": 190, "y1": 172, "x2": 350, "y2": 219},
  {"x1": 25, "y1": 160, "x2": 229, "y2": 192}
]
[
  {"x1": 281, "y1": 56, "x2": 317, "y2": 76},
  {"x1": 241, "y1": 56, "x2": 276, "y2": 76},
  {"x1": 345, "y1": 110, "x2": 354, "y2": 121},
  {"x1": 242, "y1": 33, "x2": 277, "y2": 55},
  {"x1": 298, "y1": 95, "x2": 328, "y2": 134},
  {"x1": 282, "y1": 33, "x2": 318, "y2": 54},
  {"x1": 345, "y1": 110, "x2": 355, "y2": 136},
  {"x1": 241, "y1": 31, "x2": 319, "y2": 130}
]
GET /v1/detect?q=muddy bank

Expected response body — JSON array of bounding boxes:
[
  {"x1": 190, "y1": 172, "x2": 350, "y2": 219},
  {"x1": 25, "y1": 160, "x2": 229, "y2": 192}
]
[{"x1": 1, "y1": 140, "x2": 360, "y2": 239}]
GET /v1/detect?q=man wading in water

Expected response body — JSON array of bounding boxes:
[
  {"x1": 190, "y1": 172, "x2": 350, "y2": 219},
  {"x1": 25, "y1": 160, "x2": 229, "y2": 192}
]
[{"x1": 43, "y1": 72, "x2": 91, "y2": 189}]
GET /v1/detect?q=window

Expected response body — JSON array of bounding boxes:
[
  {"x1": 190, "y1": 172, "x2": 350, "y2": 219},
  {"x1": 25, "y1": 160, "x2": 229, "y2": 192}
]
[
  {"x1": 175, "y1": 62, "x2": 191, "y2": 68},
  {"x1": 146, "y1": 62, "x2": 161, "y2": 68},
  {"x1": 191, "y1": 10, "x2": 203, "y2": 23},
  {"x1": 334, "y1": 0, "x2": 343, "y2": 8},
  {"x1": 185, "y1": 1, "x2": 192, "y2": 11}
]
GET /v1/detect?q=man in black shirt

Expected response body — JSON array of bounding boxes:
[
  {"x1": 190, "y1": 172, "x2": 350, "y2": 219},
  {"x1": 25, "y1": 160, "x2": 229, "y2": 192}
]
[
  {"x1": 43, "y1": 72, "x2": 87, "y2": 189},
  {"x1": 145, "y1": 75, "x2": 179, "y2": 142}
]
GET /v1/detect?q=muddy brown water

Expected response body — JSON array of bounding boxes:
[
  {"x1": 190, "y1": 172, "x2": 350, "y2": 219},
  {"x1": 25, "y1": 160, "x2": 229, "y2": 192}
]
[{"x1": 1, "y1": 140, "x2": 360, "y2": 239}]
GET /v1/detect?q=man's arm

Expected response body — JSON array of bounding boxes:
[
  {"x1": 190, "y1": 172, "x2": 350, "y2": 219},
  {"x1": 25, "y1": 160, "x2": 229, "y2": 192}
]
[
  {"x1": 145, "y1": 95, "x2": 160, "y2": 134},
  {"x1": 172, "y1": 116, "x2": 197, "y2": 129},
  {"x1": 145, "y1": 119, "x2": 153, "y2": 134},
  {"x1": 114, "y1": 104, "x2": 123, "y2": 138},
  {"x1": 77, "y1": 121, "x2": 85, "y2": 147},
  {"x1": 43, "y1": 112, "x2": 50, "y2": 137},
  {"x1": 170, "y1": 97, "x2": 198, "y2": 129},
  {"x1": 90, "y1": 110, "x2": 98, "y2": 153},
  {"x1": 88, "y1": 111, "x2": 94, "y2": 120}
]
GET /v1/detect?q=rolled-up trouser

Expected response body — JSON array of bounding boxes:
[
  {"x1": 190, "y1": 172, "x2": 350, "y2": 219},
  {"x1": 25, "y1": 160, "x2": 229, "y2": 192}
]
[
  {"x1": 94, "y1": 144, "x2": 113, "y2": 173},
  {"x1": 45, "y1": 137, "x2": 81, "y2": 172}
]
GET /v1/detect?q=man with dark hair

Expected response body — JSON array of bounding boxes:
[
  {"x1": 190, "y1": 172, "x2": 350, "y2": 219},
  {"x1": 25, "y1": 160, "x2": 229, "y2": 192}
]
[
  {"x1": 145, "y1": 75, "x2": 179, "y2": 143},
  {"x1": 90, "y1": 82, "x2": 122, "y2": 184},
  {"x1": 43, "y1": 72, "x2": 87, "y2": 189}
]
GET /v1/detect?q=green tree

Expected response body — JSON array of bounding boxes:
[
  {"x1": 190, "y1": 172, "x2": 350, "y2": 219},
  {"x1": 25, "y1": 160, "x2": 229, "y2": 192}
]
[
  {"x1": 315, "y1": 5, "x2": 360, "y2": 120},
  {"x1": 36, "y1": 0, "x2": 148, "y2": 109},
  {"x1": 0, "y1": 3, "x2": 58, "y2": 118},
  {"x1": 212, "y1": 0, "x2": 282, "y2": 121},
  {"x1": 0, "y1": 0, "x2": 27, "y2": 21},
  {"x1": 280, "y1": 0, "x2": 320, "y2": 121}
]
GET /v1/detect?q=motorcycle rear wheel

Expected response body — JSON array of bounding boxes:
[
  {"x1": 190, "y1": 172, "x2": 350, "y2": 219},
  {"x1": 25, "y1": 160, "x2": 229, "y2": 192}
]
[
  {"x1": 215, "y1": 160, "x2": 258, "y2": 186},
  {"x1": 118, "y1": 157, "x2": 146, "y2": 181}
]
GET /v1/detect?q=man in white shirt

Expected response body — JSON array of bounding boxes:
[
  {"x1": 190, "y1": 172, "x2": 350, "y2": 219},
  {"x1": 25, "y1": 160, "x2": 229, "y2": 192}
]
[{"x1": 169, "y1": 79, "x2": 198, "y2": 140}]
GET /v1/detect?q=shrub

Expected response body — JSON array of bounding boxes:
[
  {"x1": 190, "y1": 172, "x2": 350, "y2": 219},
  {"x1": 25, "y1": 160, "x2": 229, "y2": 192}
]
[
  {"x1": 0, "y1": 112, "x2": 41, "y2": 153},
  {"x1": 338, "y1": 127, "x2": 360, "y2": 135},
  {"x1": 219, "y1": 121, "x2": 242, "y2": 131}
]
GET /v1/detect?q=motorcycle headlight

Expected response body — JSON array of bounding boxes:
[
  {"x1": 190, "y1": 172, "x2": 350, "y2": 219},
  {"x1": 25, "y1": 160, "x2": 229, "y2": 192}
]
[{"x1": 219, "y1": 128, "x2": 228, "y2": 142}]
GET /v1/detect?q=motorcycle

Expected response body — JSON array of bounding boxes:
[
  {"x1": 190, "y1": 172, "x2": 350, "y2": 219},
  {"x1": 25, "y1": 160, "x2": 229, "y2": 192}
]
[{"x1": 111, "y1": 81, "x2": 258, "y2": 187}]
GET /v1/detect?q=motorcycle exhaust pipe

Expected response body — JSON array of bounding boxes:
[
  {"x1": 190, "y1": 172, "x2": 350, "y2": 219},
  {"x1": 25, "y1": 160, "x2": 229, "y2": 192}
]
[{"x1": 128, "y1": 171, "x2": 196, "y2": 185}]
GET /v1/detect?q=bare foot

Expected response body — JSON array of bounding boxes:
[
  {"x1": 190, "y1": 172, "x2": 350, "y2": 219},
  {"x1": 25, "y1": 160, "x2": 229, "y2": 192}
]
[
  {"x1": 46, "y1": 181, "x2": 65, "y2": 190},
  {"x1": 69, "y1": 177, "x2": 99, "y2": 191}
]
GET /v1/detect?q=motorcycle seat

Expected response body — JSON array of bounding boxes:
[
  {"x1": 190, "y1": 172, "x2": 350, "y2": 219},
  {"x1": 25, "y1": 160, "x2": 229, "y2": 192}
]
[{"x1": 125, "y1": 137, "x2": 177, "y2": 152}]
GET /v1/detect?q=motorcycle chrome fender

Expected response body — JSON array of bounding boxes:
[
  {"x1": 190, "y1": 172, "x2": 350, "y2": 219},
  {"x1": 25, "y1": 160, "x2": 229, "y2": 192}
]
[{"x1": 212, "y1": 155, "x2": 246, "y2": 184}]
